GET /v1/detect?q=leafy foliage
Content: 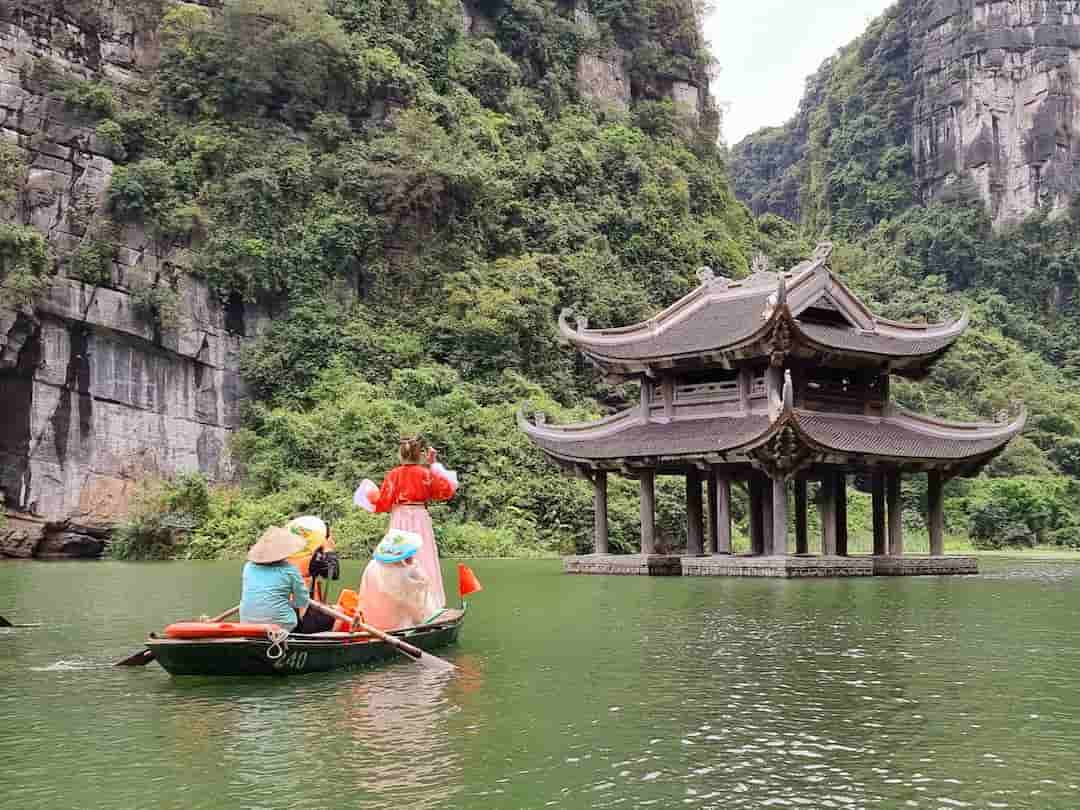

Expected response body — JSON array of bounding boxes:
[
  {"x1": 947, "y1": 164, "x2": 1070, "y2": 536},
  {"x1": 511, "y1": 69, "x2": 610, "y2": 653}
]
[
  {"x1": 111, "y1": 473, "x2": 212, "y2": 559},
  {"x1": 71, "y1": 0, "x2": 744, "y2": 558},
  {"x1": 0, "y1": 223, "x2": 51, "y2": 306}
]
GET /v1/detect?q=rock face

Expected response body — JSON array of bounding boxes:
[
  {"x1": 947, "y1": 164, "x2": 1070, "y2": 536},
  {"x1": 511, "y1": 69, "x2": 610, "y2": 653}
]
[
  {"x1": 0, "y1": 3, "x2": 266, "y2": 558},
  {"x1": 733, "y1": 0, "x2": 1080, "y2": 229},
  {"x1": 572, "y1": 0, "x2": 711, "y2": 128},
  {"x1": 913, "y1": 0, "x2": 1080, "y2": 224}
]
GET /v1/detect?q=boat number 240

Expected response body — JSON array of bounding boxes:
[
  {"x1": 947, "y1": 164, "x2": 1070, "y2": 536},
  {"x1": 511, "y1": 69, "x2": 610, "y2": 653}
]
[{"x1": 280, "y1": 650, "x2": 308, "y2": 670}]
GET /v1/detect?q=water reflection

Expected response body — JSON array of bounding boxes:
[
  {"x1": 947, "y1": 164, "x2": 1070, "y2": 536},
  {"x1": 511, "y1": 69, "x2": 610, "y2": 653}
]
[{"x1": 331, "y1": 663, "x2": 470, "y2": 808}]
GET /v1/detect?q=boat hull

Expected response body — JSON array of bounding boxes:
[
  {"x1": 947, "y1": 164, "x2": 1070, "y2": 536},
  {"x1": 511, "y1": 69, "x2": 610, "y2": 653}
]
[{"x1": 146, "y1": 613, "x2": 463, "y2": 676}]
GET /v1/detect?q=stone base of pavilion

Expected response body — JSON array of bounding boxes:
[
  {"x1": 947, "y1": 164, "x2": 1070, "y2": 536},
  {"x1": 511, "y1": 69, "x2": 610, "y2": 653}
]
[
  {"x1": 563, "y1": 554, "x2": 978, "y2": 578},
  {"x1": 563, "y1": 554, "x2": 684, "y2": 576}
]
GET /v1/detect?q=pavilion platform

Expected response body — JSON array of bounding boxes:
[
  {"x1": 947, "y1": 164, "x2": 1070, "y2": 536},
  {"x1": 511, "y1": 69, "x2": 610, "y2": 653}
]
[{"x1": 564, "y1": 554, "x2": 978, "y2": 578}]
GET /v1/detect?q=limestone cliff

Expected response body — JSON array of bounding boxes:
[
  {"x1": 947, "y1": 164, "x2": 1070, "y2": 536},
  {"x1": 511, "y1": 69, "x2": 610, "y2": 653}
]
[
  {"x1": 0, "y1": 0, "x2": 714, "y2": 558},
  {"x1": 732, "y1": 0, "x2": 1080, "y2": 230},
  {"x1": 0, "y1": 2, "x2": 270, "y2": 557}
]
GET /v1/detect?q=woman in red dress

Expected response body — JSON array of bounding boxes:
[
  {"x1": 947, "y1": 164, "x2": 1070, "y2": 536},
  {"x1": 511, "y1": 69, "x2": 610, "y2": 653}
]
[{"x1": 353, "y1": 436, "x2": 458, "y2": 609}]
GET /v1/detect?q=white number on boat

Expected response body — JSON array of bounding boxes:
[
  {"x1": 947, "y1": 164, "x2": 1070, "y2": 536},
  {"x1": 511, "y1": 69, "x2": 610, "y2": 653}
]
[{"x1": 284, "y1": 650, "x2": 308, "y2": 671}]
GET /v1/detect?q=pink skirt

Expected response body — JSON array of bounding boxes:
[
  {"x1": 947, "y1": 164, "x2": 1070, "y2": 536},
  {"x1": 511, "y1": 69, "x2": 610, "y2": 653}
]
[{"x1": 389, "y1": 504, "x2": 446, "y2": 609}]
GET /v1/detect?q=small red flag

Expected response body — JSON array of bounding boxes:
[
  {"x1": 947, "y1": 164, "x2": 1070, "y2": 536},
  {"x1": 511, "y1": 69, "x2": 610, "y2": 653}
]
[{"x1": 458, "y1": 563, "x2": 483, "y2": 599}]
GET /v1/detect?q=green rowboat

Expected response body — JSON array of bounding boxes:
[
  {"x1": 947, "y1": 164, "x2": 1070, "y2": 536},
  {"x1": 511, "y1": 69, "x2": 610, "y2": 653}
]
[{"x1": 146, "y1": 609, "x2": 464, "y2": 676}]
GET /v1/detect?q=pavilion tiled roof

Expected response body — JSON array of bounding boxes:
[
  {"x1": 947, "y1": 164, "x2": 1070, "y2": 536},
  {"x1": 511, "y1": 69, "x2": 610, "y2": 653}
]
[
  {"x1": 795, "y1": 408, "x2": 1024, "y2": 460},
  {"x1": 518, "y1": 405, "x2": 1025, "y2": 471},
  {"x1": 558, "y1": 243, "x2": 967, "y2": 371},
  {"x1": 520, "y1": 410, "x2": 773, "y2": 460}
]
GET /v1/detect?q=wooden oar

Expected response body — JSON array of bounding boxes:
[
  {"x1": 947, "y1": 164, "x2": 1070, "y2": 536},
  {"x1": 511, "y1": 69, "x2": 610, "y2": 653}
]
[
  {"x1": 306, "y1": 600, "x2": 456, "y2": 673},
  {"x1": 115, "y1": 604, "x2": 240, "y2": 667}
]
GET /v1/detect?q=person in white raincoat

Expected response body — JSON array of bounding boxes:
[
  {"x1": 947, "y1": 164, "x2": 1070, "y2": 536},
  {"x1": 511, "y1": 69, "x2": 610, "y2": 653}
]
[{"x1": 358, "y1": 530, "x2": 439, "y2": 631}]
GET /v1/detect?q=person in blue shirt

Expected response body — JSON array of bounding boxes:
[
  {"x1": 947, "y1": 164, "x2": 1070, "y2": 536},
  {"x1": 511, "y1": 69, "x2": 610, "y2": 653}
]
[{"x1": 240, "y1": 527, "x2": 310, "y2": 632}]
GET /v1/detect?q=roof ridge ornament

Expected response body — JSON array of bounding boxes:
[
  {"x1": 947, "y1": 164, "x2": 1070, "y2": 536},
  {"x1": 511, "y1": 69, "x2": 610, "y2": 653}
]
[
  {"x1": 812, "y1": 241, "x2": 834, "y2": 264},
  {"x1": 697, "y1": 266, "x2": 730, "y2": 289},
  {"x1": 762, "y1": 274, "x2": 788, "y2": 322},
  {"x1": 995, "y1": 401, "x2": 1025, "y2": 424},
  {"x1": 558, "y1": 308, "x2": 588, "y2": 343}
]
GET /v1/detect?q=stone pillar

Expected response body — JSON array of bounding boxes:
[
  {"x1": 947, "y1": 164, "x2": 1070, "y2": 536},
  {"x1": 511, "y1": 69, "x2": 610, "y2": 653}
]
[
  {"x1": 640, "y1": 376, "x2": 651, "y2": 423},
  {"x1": 761, "y1": 476, "x2": 774, "y2": 554},
  {"x1": 820, "y1": 475, "x2": 837, "y2": 556},
  {"x1": 714, "y1": 474, "x2": 732, "y2": 554},
  {"x1": 835, "y1": 472, "x2": 848, "y2": 557},
  {"x1": 686, "y1": 468, "x2": 704, "y2": 556},
  {"x1": 794, "y1": 479, "x2": 808, "y2": 555},
  {"x1": 872, "y1": 471, "x2": 887, "y2": 556},
  {"x1": 640, "y1": 470, "x2": 656, "y2": 555},
  {"x1": 772, "y1": 475, "x2": 788, "y2": 556},
  {"x1": 706, "y1": 471, "x2": 718, "y2": 554},
  {"x1": 593, "y1": 471, "x2": 609, "y2": 555},
  {"x1": 886, "y1": 470, "x2": 902, "y2": 556},
  {"x1": 928, "y1": 471, "x2": 944, "y2": 557},
  {"x1": 749, "y1": 477, "x2": 764, "y2": 555}
]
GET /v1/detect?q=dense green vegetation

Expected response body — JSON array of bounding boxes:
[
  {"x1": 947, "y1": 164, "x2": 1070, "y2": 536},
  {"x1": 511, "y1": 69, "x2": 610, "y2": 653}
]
[
  {"x1": 60, "y1": 0, "x2": 774, "y2": 559},
  {"x1": 731, "y1": 0, "x2": 1080, "y2": 550},
  {"x1": 1, "y1": 141, "x2": 51, "y2": 306}
]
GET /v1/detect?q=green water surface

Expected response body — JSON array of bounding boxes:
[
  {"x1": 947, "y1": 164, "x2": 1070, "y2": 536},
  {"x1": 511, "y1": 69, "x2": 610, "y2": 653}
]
[{"x1": 2, "y1": 558, "x2": 1079, "y2": 809}]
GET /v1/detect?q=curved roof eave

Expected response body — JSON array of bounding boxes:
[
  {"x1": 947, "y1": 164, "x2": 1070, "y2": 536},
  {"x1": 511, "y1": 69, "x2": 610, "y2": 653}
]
[
  {"x1": 517, "y1": 401, "x2": 1027, "y2": 467},
  {"x1": 569, "y1": 306, "x2": 969, "y2": 371}
]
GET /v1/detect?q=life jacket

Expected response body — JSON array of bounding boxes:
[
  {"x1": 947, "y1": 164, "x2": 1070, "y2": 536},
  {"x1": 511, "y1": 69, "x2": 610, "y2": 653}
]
[{"x1": 331, "y1": 589, "x2": 364, "y2": 632}]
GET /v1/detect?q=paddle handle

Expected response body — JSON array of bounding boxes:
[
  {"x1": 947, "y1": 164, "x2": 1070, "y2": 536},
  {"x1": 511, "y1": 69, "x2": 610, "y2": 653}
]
[
  {"x1": 307, "y1": 600, "x2": 425, "y2": 660},
  {"x1": 207, "y1": 605, "x2": 241, "y2": 623}
]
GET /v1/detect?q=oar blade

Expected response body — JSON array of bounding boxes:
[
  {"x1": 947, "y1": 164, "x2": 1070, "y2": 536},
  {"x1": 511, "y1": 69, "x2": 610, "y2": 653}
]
[
  {"x1": 417, "y1": 650, "x2": 457, "y2": 672},
  {"x1": 115, "y1": 648, "x2": 156, "y2": 667},
  {"x1": 0, "y1": 615, "x2": 12, "y2": 628}
]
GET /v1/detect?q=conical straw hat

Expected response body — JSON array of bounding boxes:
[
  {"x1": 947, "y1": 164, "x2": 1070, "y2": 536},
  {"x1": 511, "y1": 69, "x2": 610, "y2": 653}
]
[{"x1": 248, "y1": 526, "x2": 306, "y2": 564}]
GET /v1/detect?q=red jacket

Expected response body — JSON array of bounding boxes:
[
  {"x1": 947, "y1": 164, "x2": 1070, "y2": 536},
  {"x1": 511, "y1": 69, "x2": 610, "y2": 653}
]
[{"x1": 372, "y1": 464, "x2": 457, "y2": 513}]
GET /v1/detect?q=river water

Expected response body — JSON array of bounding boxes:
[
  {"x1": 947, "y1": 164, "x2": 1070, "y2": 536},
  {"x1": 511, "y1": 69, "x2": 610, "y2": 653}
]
[{"x1": 2, "y1": 557, "x2": 1079, "y2": 809}]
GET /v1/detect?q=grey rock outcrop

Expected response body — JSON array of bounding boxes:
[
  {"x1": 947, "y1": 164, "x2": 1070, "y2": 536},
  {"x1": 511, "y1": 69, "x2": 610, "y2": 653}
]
[
  {"x1": 573, "y1": 3, "x2": 632, "y2": 113},
  {"x1": 571, "y1": 0, "x2": 710, "y2": 125},
  {"x1": 913, "y1": 0, "x2": 1080, "y2": 225},
  {"x1": 0, "y1": 3, "x2": 264, "y2": 558},
  {"x1": 733, "y1": 0, "x2": 1080, "y2": 229}
]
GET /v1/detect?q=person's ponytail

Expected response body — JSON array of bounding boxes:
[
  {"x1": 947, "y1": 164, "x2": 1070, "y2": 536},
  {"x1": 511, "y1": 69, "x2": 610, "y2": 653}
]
[{"x1": 399, "y1": 436, "x2": 425, "y2": 464}]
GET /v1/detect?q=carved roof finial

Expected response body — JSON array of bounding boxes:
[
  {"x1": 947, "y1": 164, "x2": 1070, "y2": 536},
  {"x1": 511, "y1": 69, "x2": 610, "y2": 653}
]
[
  {"x1": 776, "y1": 272, "x2": 787, "y2": 308},
  {"x1": 995, "y1": 401, "x2": 1025, "y2": 424},
  {"x1": 697, "y1": 266, "x2": 729, "y2": 289},
  {"x1": 558, "y1": 308, "x2": 588, "y2": 341},
  {"x1": 751, "y1": 253, "x2": 771, "y2": 275},
  {"x1": 812, "y1": 241, "x2": 834, "y2": 263}
]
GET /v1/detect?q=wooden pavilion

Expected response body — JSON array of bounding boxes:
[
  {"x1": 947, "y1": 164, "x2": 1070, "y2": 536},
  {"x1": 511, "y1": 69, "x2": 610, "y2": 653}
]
[{"x1": 518, "y1": 244, "x2": 1025, "y2": 577}]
